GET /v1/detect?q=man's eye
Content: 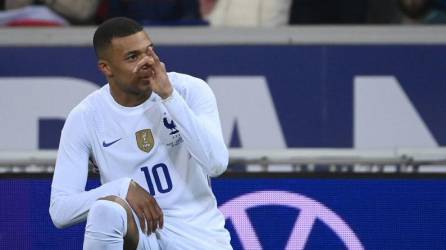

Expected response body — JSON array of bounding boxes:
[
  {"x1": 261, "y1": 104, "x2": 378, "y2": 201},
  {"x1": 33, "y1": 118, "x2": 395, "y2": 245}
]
[{"x1": 127, "y1": 54, "x2": 138, "y2": 61}]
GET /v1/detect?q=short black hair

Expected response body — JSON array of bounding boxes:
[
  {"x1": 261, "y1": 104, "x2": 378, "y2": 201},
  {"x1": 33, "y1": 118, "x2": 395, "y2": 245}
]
[{"x1": 93, "y1": 17, "x2": 144, "y2": 58}]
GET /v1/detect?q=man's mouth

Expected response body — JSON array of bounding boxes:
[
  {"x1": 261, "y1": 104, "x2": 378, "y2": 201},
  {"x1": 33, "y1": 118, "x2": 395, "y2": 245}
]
[{"x1": 138, "y1": 73, "x2": 152, "y2": 80}]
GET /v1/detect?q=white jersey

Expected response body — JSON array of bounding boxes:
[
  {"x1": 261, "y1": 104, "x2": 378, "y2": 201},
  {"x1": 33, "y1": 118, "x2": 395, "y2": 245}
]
[{"x1": 50, "y1": 72, "x2": 232, "y2": 249}]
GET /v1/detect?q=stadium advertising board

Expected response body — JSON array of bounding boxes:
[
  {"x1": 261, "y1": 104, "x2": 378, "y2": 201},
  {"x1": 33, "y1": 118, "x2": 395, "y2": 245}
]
[
  {"x1": 1, "y1": 177, "x2": 446, "y2": 249},
  {"x1": 0, "y1": 45, "x2": 445, "y2": 150}
]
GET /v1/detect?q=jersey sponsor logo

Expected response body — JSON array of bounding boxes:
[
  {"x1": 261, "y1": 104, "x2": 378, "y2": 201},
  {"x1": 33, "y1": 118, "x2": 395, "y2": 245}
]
[
  {"x1": 102, "y1": 138, "x2": 122, "y2": 147},
  {"x1": 135, "y1": 129, "x2": 154, "y2": 153},
  {"x1": 220, "y1": 191, "x2": 364, "y2": 250}
]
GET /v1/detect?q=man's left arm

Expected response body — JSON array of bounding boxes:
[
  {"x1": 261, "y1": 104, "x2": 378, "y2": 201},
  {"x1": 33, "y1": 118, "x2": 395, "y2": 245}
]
[{"x1": 162, "y1": 76, "x2": 228, "y2": 177}]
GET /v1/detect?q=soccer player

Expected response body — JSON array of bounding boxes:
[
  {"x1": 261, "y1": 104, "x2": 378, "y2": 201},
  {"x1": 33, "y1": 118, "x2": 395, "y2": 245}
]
[{"x1": 49, "y1": 17, "x2": 232, "y2": 250}]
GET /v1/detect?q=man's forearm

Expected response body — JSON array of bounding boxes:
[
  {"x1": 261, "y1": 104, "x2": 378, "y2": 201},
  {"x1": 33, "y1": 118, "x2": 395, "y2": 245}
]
[
  {"x1": 49, "y1": 177, "x2": 131, "y2": 228},
  {"x1": 162, "y1": 89, "x2": 228, "y2": 177}
]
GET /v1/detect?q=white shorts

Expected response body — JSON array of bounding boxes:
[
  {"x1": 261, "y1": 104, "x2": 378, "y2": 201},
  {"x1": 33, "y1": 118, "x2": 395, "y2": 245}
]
[
  {"x1": 136, "y1": 230, "x2": 160, "y2": 250},
  {"x1": 124, "y1": 200, "x2": 161, "y2": 250}
]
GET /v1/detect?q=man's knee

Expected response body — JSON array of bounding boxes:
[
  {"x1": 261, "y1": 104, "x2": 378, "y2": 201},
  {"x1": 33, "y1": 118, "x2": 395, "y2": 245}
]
[
  {"x1": 99, "y1": 195, "x2": 132, "y2": 216},
  {"x1": 86, "y1": 199, "x2": 128, "y2": 238},
  {"x1": 96, "y1": 195, "x2": 139, "y2": 250}
]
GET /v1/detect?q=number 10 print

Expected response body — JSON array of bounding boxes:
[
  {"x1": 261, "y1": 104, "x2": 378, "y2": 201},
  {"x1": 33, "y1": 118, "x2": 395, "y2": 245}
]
[{"x1": 140, "y1": 163, "x2": 173, "y2": 195}]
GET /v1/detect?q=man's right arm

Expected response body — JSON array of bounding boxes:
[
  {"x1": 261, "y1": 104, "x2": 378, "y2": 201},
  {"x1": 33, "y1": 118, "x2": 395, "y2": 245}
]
[{"x1": 49, "y1": 106, "x2": 131, "y2": 228}]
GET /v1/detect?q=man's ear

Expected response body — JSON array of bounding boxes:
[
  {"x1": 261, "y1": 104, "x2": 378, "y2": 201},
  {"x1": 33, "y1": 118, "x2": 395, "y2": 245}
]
[{"x1": 98, "y1": 60, "x2": 113, "y2": 77}]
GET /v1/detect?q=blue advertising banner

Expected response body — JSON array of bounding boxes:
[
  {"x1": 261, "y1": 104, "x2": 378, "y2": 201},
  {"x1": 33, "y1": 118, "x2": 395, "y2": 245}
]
[
  {"x1": 1, "y1": 176, "x2": 446, "y2": 249},
  {"x1": 0, "y1": 45, "x2": 445, "y2": 150}
]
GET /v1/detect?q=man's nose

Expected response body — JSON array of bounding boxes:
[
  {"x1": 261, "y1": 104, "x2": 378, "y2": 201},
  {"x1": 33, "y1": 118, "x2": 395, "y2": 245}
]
[
  {"x1": 141, "y1": 63, "x2": 149, "y2": 70},
  {"x1": 140, "y1": 56, "x2": 151, "y2": 70}
]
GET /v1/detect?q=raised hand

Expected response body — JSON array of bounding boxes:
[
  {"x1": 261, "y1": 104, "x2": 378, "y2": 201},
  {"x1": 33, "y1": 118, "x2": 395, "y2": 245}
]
[
  {"x1": 126, "y1": 180, "x2": 163, "y2": 234},
  {"x1": 133, "y1": 47, "x2": 173, "y2": 99}
]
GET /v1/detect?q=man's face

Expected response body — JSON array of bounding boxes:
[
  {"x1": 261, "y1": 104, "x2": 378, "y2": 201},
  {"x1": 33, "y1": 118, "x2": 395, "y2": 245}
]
[{"x1": 100, "y1": 31, "x2": 154, "y2": 96}]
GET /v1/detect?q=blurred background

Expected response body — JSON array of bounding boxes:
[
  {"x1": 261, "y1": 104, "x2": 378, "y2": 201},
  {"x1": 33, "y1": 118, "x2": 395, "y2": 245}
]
[
  {"x1": 1, "y1": 0, "x2": 446, "y2": 26},
  {"x1": 1, "y1": 0, "x2": 446, "y2": 249}
]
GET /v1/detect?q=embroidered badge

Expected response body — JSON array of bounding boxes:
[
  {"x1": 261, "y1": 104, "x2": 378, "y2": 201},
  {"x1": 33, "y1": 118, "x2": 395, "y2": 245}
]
[{"x1": 135, "y1": 129, "x2": 154, "y2": 153}]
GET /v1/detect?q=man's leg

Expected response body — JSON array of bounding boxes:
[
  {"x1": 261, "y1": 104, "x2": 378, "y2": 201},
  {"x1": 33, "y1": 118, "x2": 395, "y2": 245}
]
[{"x1": 83, "y1": 196, "x2": 139, "y2": 250}]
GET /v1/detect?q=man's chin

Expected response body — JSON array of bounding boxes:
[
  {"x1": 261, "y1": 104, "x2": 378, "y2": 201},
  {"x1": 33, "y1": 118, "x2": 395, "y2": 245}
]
[
  {"x1": 137, "y1": 77, "x2": 150, "y2": 85},
  {"x1": 137, "y1": 81, "x2": 152, "y2": 92}
]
